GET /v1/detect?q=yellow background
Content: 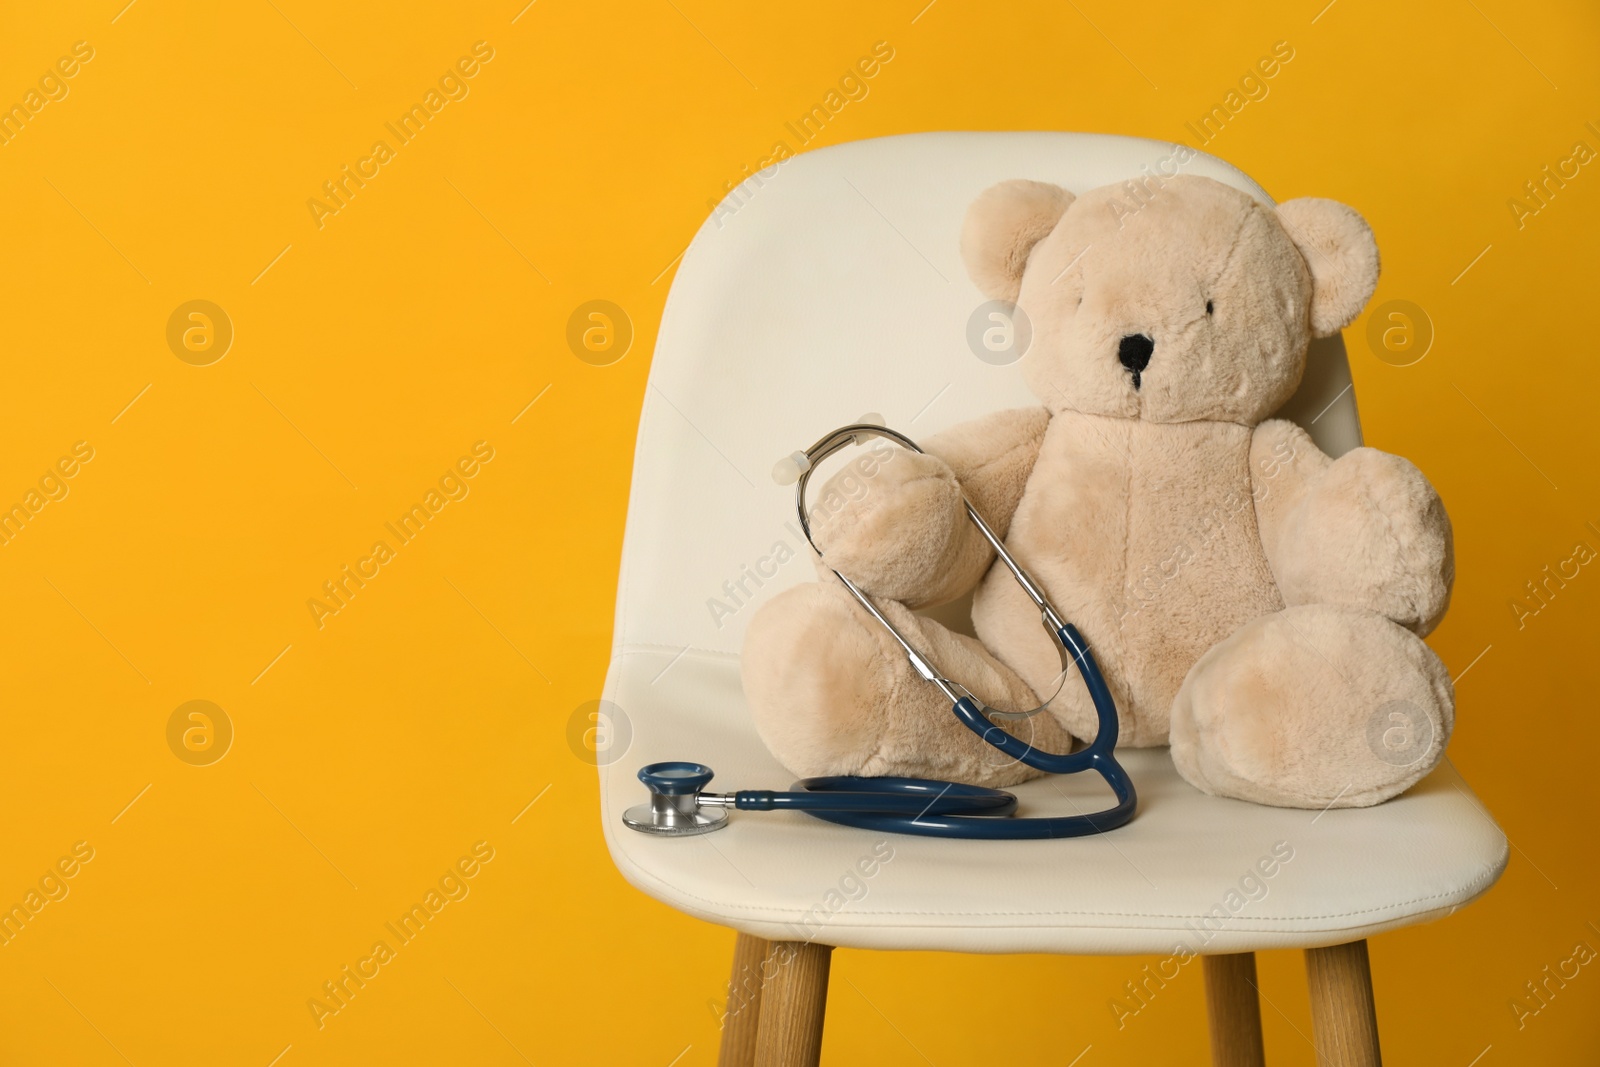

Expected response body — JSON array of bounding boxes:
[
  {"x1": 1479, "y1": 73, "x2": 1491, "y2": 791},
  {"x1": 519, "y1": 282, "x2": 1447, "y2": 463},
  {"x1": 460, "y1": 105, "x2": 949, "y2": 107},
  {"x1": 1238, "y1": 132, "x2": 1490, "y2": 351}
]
[{"x1": 1, "y1": 0, "x2": 1596, "y2": 1063}]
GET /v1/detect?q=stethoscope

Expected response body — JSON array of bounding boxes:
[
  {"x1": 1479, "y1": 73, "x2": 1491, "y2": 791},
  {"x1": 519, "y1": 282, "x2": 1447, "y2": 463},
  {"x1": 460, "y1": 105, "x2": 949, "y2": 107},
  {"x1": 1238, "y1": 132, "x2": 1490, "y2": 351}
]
[{"x1": 622, "y1": 422, "x2": 1137, "y2": 840}]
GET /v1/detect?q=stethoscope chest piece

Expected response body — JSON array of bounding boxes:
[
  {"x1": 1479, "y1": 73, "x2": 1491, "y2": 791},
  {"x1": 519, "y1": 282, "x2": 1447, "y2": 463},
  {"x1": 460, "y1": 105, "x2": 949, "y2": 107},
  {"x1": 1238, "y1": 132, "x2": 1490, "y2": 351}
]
[{"x1": 622, "y1": 762, "x2": 730, "y2": 837}]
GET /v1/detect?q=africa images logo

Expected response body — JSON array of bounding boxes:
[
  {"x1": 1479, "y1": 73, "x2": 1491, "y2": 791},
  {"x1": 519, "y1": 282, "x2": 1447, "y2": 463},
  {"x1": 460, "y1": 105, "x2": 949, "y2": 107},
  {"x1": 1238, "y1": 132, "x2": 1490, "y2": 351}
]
[
  {"x1": 306, "y1": 42, "x2": 496, "y2": 230},
  {"x1": 306, "y1": 441, "x2": 495, "y2": 630}
]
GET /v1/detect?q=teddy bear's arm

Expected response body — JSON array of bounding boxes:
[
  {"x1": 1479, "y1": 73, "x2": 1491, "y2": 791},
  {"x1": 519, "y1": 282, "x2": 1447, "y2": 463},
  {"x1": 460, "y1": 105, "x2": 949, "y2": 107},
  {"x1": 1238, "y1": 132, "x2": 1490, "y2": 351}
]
[
  {"x1": 807, "y1": 406, "x2": 1050, "y2": 607},
  {"x1": 1249, "y1": 419, "x2": 1329, "y2": 545},
  {"x1": 931, "y1": 406, "x2": 1052, "y2": 537},
  {"x1": 1251, "y1": 419, "x2": 1454, "y2": 635}
]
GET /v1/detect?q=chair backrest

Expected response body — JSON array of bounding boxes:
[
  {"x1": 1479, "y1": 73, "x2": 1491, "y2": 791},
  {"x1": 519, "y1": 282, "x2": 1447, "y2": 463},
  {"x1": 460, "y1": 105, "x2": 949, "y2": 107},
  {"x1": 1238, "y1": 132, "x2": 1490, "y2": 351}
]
[{"x1": 614, "y1": 132, "x2": 1362, "y2": 659}]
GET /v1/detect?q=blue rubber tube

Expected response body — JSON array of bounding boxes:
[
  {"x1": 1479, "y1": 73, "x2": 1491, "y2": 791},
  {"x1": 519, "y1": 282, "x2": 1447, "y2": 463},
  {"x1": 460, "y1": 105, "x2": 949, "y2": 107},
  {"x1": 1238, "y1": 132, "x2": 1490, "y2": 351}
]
[{"x1": 743, "y1": 624, "x2": 1138, "y2": 839}]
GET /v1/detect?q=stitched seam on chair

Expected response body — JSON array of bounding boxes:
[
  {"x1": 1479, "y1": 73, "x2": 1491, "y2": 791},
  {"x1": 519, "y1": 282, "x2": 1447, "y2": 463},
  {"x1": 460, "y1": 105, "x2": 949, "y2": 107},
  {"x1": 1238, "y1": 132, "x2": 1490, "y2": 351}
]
[
  {"x1": 615, "y1": 854, "x2": 1506, "y2": 923},
  {"x1": 614, "y1": 643, "x2": 740, "y2": 661},
  {"x1": 610, "y1": 395, "x2": 653, "y2": 662},
  {"x1": 727, "y1": 906, "x2": 1466, "y2": 934}
]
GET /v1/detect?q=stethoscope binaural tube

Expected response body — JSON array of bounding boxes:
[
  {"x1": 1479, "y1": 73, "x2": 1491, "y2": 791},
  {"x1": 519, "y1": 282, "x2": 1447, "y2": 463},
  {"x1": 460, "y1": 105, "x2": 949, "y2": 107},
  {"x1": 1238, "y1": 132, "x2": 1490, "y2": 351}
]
[{"x1": 622, "y1": 422, "x2": 1138, "y2": 840}]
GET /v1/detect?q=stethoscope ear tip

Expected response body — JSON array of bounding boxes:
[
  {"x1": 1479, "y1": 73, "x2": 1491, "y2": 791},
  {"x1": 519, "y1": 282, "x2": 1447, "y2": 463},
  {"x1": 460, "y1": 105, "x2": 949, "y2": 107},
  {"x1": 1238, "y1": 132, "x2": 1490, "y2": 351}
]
[
  {"x1": 771, "y1": 452, "x2": 810, "y2": 485},
  {"x1": 772, "y1": 414, "x2": 883, "y2": 485}
]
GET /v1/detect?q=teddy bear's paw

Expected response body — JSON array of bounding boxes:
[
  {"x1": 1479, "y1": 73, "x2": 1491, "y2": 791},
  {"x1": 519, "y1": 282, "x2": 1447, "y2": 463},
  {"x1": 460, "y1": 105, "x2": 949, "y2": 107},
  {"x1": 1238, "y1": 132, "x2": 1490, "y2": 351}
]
[
  {"x1": 742, "y1": 579, "x2": 1056, "y2": 788},
  {"x1": 807, "y1": 445, "x2": 969, "y2": 602},
  {"x1": 1169, "y1": 604, "x2": 1453, "y2": 809},
  {"x1": 1277, "y1": 448, "x2": 1454, "y2": 635}
]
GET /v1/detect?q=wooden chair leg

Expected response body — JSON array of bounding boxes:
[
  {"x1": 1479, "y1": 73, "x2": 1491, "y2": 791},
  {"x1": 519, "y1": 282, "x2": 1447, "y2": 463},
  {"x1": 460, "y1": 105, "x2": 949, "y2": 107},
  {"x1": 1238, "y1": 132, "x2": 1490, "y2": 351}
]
[
  {"x1": 1203, "y1": 952, "x2": 1267, "y2": 1067},
  {"x1": 1305, "y1": 940, "x2": 1382, "y2": 1067},
  {"x1": 753, "y1": 941, "x2": 833, "y2": 1067},
  {"x1": 719, "y1": 933, "x2": 771, "y2": 1067}
]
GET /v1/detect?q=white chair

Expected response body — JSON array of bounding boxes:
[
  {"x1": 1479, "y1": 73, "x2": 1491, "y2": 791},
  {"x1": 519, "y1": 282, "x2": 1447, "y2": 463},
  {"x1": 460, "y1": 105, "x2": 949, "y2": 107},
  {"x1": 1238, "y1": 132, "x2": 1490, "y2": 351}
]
[{"x1": 599, "y1": 132, "x2": 1507, "y2": 1066}]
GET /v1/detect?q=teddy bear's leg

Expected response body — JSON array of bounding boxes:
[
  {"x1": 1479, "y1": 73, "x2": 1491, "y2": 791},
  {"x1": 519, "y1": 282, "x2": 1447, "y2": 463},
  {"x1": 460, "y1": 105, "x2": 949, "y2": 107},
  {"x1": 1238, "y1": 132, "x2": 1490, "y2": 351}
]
[
  {"x1": 1169, "y1": 604, "x2": 1453, "y2": 809},
  {"x1": 742, "y1": 577, "x2": 1077, "y2": 789}
]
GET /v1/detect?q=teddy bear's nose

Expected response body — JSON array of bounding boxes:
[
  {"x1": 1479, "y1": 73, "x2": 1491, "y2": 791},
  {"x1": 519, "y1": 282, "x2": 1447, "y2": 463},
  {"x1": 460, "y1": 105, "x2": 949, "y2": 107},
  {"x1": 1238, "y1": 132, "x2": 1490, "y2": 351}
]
[{"x1": 1118, "y1": 334, "x2": 1154, "y2": 386}]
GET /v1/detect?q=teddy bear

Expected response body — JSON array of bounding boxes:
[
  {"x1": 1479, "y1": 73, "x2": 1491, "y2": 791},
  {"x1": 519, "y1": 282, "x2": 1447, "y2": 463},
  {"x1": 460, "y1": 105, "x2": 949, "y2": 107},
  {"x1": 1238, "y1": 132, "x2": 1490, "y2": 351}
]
[{"x1": 740, "y1": 173, "x2": 1455, "y2": 809}]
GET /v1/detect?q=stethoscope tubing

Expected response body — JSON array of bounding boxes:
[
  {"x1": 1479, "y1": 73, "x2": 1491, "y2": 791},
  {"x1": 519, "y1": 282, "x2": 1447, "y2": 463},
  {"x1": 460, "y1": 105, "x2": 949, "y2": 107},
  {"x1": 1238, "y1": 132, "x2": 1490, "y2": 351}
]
[{"x1": 728, "y1": 621, "x2": 1137, "y2": 839}]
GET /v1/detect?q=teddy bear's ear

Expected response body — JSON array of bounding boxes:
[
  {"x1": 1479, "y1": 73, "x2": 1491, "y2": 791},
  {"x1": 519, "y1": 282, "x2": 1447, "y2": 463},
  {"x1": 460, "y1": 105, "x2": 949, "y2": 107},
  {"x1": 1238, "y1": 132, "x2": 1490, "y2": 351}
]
[
  {"x1": 1275, "y1": 198, "x2": 1380, "y2": 338},
  {"x1": 961, "y1": 180, "x2": 1075, "y2": 302}
]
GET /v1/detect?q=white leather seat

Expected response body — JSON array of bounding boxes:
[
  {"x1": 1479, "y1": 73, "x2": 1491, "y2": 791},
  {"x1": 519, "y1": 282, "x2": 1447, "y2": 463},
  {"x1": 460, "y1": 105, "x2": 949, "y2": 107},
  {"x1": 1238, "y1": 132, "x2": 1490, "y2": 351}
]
[{"x1": 600, "y1": 132, "x2": 1507, "y2": 957}]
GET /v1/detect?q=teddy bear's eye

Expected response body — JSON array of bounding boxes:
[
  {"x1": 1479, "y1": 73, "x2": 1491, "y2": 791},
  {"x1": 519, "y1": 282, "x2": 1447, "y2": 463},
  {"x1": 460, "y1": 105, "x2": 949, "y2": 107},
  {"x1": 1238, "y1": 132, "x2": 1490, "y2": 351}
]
[{"x1": 1205, "y1": 300, "x2": 1214, "y2": 316}]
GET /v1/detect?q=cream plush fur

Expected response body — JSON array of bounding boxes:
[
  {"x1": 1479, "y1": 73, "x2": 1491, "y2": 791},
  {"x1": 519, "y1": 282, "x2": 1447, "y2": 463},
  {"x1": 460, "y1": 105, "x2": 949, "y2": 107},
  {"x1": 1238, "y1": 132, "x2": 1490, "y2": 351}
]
[{"x1": 742, "y1": 175, "x2": 1454, "y2": 809}]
